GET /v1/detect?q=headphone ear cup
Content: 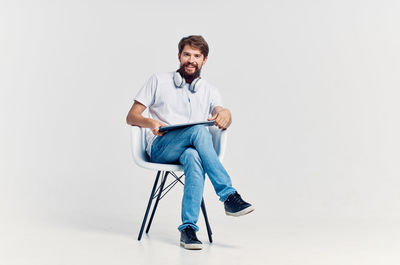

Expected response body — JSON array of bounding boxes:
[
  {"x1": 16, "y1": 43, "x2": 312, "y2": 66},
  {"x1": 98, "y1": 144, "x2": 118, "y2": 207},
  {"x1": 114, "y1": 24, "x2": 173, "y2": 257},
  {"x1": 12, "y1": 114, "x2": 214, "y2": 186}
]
[
  {"x1": 189, "y1": 78, "x2": 202, "y2": 93},
  {"x1": 173, "y1": 72, "x2": 185, "y2": 88}
]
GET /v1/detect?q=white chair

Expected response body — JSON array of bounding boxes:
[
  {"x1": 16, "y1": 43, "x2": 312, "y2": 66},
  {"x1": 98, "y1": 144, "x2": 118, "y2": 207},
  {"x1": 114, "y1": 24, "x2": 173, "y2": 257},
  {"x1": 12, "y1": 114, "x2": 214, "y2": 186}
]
[{"x1": 130, "y1": 125, "x2": 228, "y2": 242}]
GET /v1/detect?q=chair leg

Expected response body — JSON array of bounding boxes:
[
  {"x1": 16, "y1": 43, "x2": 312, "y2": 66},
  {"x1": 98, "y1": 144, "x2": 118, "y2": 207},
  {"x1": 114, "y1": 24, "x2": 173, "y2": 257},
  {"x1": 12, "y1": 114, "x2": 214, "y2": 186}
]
[
  {"x1": 138, "y1": 171, "x2": 161, "y2": 241},
  {"x1": 145, "y1": 171, "x2": 169, "y2": 234},
  {"x1": 201, "y1": 197, "x2": 213, "y2": 243}
]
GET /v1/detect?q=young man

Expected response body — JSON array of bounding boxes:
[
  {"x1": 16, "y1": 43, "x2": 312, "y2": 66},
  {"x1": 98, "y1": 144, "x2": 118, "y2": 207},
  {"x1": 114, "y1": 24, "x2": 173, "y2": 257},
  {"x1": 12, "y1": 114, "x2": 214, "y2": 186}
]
[{"x1": 126, "y1": 35, "x2": 254, "y2": 250}]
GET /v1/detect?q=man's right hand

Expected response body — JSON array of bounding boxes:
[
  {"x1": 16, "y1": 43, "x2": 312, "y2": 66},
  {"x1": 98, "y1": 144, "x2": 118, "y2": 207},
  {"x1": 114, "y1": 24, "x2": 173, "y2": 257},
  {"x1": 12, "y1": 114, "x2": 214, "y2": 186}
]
[{"x1": 150, "y1": 120, "x2": 167, "y2": 136}]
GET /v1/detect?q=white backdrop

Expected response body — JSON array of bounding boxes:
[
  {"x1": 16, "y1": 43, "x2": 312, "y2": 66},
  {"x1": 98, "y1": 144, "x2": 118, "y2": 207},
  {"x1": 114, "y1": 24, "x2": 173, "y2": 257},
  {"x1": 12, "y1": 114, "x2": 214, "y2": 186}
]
[{"x1": 1, "y1": 0, "x2": 400, "y2": 262}]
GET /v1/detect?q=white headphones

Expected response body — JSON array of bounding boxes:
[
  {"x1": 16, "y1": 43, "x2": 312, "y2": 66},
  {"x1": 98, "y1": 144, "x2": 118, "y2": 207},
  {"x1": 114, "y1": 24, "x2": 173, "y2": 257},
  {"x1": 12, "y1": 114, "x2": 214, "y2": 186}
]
[{"x1": 173, "y1": 71, "x2": 203, "y2": 93}]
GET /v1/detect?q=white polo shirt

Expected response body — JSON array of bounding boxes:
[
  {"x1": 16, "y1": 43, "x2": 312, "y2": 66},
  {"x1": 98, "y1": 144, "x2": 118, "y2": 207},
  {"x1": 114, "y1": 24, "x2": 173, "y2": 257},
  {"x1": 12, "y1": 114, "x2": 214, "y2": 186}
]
[{"x1": 134, "y1": 72, "x2": 223, "y2": 157}]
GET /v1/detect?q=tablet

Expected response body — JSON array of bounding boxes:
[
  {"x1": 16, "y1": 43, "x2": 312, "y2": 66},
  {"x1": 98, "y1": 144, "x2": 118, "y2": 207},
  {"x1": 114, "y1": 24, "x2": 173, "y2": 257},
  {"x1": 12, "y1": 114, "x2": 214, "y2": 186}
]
[{"x1": 159, "y1": 120, "x2": 215, "y2": 132}]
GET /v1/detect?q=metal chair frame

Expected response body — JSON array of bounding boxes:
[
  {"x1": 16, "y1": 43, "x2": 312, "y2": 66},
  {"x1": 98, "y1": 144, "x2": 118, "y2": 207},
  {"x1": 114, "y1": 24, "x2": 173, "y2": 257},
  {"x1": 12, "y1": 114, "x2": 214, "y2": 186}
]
[{"x1": 138, "y1": 170, "x2": 213, "y2": 243}]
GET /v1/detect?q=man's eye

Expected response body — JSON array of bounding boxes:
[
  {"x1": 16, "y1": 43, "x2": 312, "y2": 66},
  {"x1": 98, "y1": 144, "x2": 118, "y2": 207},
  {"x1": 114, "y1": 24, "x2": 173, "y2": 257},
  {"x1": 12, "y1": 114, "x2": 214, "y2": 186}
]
[{"x1": 195, "y1": 55, "x2": 200, "y2": 58}]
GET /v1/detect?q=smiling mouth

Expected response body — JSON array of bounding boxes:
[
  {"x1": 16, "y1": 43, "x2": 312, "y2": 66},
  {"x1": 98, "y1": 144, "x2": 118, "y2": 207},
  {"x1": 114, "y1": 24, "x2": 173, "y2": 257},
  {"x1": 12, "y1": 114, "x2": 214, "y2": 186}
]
[
  {"x1": 185, "y1": 66, "x2": 196, "y2": 72},
  {"x1": 185, "y1": 62, "x2": 197, "y2": 68}
]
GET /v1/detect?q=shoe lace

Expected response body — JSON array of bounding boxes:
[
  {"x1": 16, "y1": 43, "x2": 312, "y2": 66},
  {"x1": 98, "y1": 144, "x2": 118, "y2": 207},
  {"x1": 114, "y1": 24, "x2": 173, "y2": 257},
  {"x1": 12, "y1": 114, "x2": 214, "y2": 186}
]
[{"x1": 229, "y1": 193, "x2": 246, "y2": 206}]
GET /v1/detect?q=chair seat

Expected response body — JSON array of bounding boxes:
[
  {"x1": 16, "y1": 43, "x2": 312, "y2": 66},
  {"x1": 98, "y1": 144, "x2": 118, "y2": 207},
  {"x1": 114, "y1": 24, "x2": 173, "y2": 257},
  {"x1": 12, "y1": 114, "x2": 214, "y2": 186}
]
[
  {"x1": 130, "y1": 125, "x2": 227, "y2": 171},
  {"x1": 136, "y1": 160, "x2": 184, "y2": 172}
]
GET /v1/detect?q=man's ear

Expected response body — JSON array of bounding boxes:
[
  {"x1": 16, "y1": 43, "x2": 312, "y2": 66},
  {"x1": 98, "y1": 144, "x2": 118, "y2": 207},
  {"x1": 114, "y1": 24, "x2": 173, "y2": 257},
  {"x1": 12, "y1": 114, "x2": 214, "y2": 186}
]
[
  {"x1": 178, "y1": 53, "x2": 181, "y2": 61},
  {"x1": 202, "y1": 56, "x2": 208, "y2": 66}
]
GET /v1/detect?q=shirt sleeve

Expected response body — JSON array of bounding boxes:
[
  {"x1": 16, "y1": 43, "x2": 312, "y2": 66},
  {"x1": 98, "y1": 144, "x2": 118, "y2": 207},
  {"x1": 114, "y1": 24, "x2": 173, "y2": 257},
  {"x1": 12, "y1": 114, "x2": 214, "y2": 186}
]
[
  {"x1": 134, "y1": 74, "x2": 158, "y2": 107},
  {"x1": 209, "y1": 86, "x2": 223, "y2": 114}
]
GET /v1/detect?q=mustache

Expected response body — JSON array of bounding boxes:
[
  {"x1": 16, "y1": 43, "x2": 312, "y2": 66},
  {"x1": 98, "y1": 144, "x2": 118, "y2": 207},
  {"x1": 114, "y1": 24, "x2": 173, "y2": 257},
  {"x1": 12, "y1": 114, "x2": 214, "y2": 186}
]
[{"x1": 183, "y1": 62, "x2": 198, "y2": 68}]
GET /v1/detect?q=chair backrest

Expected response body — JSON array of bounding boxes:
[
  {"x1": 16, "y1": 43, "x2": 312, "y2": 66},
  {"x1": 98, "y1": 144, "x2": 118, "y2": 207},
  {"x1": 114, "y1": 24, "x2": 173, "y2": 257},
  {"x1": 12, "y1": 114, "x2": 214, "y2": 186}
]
[
  {"x1": 209, "y1": 126, "x2": 227, "y2": 161},
  {"x1": 130, "y1": 126, "x2": 228, "y2": 169},
  {"x1": 130, "y1": 126, "x2": 150, "y2": 166}
]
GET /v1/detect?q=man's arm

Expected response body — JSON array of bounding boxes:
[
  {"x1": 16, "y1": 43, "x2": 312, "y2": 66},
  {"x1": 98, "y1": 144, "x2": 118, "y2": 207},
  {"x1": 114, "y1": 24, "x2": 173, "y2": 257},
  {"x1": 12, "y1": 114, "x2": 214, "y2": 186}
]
[
  {"x1": 208, "y1": 106, "x2": 232, "y2": 130},
  {"x1": 126, "y1": 100, "x2": 166, "y2": 136}
]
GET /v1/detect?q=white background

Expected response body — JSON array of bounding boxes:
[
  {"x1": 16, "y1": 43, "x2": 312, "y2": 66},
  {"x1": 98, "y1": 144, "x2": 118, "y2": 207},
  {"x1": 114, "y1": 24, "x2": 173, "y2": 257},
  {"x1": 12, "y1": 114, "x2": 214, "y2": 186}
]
[{"x1": 1, "y1": 0, "x2": 400, "y2": 264}]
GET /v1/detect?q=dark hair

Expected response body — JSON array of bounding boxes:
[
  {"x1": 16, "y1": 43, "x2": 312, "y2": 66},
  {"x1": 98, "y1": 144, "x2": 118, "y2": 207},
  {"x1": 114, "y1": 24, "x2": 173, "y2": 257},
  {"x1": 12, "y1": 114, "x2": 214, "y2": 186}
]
[{"x1": 178, "y1": 35, "x2": 209, "y2": 58}]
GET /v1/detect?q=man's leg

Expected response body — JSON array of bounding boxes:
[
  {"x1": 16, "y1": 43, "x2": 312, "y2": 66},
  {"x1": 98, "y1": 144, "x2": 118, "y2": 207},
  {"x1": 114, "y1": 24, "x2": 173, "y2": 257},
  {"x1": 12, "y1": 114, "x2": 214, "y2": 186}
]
[
  {"x1": 177, "y1": 148, "x2": 205, "y2": 231},
  {"x1": 150, "y1": 125, "x2": 254, "y2": 249},
  {"x1": 151, "y1": 125, "x2": 236, "y2": 202}
]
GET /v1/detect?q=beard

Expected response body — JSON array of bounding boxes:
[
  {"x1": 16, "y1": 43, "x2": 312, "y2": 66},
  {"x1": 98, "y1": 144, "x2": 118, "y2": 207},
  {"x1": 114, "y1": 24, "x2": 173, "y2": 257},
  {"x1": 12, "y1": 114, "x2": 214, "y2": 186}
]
[{"x1": 177, "y1": 62, "x2": 202, "y2": 84}]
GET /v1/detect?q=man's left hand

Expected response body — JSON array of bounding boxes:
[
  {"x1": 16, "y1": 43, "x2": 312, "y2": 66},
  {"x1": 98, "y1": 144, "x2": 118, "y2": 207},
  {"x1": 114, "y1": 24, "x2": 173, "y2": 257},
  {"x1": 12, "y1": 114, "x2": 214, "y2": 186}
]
[{"x1": 208, "y1": 108, "x2": 232, "y2": 130}]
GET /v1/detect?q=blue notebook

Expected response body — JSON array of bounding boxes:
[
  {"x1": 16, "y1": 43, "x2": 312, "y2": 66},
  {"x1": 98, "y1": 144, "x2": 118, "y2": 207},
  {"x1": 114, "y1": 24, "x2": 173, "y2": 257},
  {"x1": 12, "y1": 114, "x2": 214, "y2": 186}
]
[{"x1": 159, "y1": 120, "x2": 215, "y2": 132}]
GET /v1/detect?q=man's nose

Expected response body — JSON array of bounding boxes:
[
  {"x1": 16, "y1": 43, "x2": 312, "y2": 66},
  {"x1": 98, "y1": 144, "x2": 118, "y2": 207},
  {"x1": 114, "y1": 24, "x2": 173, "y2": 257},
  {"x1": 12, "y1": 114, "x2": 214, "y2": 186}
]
[{"x1": 189, "y1": 56, "x2": 195, "y2": 63}]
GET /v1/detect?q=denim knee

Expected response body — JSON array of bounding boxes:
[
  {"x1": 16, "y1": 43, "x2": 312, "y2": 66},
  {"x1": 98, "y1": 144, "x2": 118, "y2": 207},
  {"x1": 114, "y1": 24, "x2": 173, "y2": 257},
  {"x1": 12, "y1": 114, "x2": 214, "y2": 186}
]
[
  {"x1": 187, "y1": 125, "x2": 210, "y2": 141},
  {"x1": 179, "y1": 148, "x2": 202, "y2": 166},
  {"x1": 191, "y1": 124, "x2": 208, "y2": 132}
]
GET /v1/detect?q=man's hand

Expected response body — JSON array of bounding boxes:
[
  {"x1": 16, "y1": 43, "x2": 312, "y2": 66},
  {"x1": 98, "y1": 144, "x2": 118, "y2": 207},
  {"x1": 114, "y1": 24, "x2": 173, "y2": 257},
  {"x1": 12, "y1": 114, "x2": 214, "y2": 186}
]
[
  {"x1": 126, "y1": 101, "x2": 167, "y2": 136},
  {"x1": 208, "y1": 108, "x2": 232, "y2": 130},
  {"x1": 150, "y1": 120, "x2": 167, "y2": 136}
]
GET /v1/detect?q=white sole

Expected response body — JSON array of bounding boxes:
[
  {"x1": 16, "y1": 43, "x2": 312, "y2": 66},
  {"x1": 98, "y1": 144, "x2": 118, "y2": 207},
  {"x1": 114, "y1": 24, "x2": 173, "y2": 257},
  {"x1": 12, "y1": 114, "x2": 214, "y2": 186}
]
[
  {"x1": 180, "y1": 241, "x2": 203, "y2": 250},
  {"x1": 225, "y1": 205, "x2": 255, "y2": 217}
]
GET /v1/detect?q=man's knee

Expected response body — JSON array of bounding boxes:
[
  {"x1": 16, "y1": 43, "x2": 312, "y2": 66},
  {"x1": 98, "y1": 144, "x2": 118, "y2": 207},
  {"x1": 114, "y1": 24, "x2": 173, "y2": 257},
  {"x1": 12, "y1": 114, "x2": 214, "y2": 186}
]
[
  {"x1": 181, "y1": 147, "x2": 200, "y2": 160},
  {"x1": 180, "y1": 148, "x2": 202, "y2": 166},
  {"x1": 188, "y1": 125, "x2": 210, "y2": 139},
  {"x1": 180, "y1": 148, "x2": 205, "y2": 183}
]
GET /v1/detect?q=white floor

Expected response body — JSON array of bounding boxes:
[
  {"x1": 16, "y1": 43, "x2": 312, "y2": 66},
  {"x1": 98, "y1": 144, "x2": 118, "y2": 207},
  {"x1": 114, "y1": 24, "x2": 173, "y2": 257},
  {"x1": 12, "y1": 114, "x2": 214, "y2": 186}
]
[{"x1": 1, "y1": 212, "x2": 399, "y2": 265}]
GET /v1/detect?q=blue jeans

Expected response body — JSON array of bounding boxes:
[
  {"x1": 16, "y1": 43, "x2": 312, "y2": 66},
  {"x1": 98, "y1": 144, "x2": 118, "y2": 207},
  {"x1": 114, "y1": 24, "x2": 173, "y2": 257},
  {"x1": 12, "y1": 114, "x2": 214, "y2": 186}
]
[{"x1": 150, "y1": 125, "x2": 236, "y2": 232}]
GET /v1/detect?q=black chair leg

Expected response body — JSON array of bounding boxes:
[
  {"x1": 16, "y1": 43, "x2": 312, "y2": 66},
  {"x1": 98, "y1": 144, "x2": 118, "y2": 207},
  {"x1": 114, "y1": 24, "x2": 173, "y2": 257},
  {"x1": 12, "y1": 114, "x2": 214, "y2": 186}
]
[
  {"x1": 138, "y1": 171, "x2": 161, "y2": 241},
  {"x1": 145, "y1": 171, "x2": 169, "y2": 234},
  {"x1": 201, "y1": 197, "x2": 213, "y2": 243}
]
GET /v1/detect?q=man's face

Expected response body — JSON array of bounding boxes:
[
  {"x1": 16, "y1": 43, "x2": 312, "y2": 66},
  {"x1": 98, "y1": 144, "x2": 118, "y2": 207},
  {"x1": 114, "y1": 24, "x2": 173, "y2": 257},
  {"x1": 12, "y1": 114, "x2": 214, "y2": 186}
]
[{"x1": 178, "y1": 45, "x2": 207, "y2": 76}]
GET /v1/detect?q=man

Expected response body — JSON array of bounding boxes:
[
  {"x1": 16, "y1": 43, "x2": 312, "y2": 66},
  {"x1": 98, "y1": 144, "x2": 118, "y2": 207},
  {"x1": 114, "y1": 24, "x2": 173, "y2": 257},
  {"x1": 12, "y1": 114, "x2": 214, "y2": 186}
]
[{"x1": 126, "y1": 35, "x2": 254, "y2": 250}]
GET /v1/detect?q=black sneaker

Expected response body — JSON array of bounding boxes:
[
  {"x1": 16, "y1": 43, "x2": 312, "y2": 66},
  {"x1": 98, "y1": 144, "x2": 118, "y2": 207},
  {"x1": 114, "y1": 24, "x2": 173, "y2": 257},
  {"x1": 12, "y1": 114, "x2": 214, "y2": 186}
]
[
  {"x1": 180, "y1": 226, "x2": 202, "y2": 250},
  {"x1": 224, "y1": 192, "x2": 255, "y2": 216}
]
